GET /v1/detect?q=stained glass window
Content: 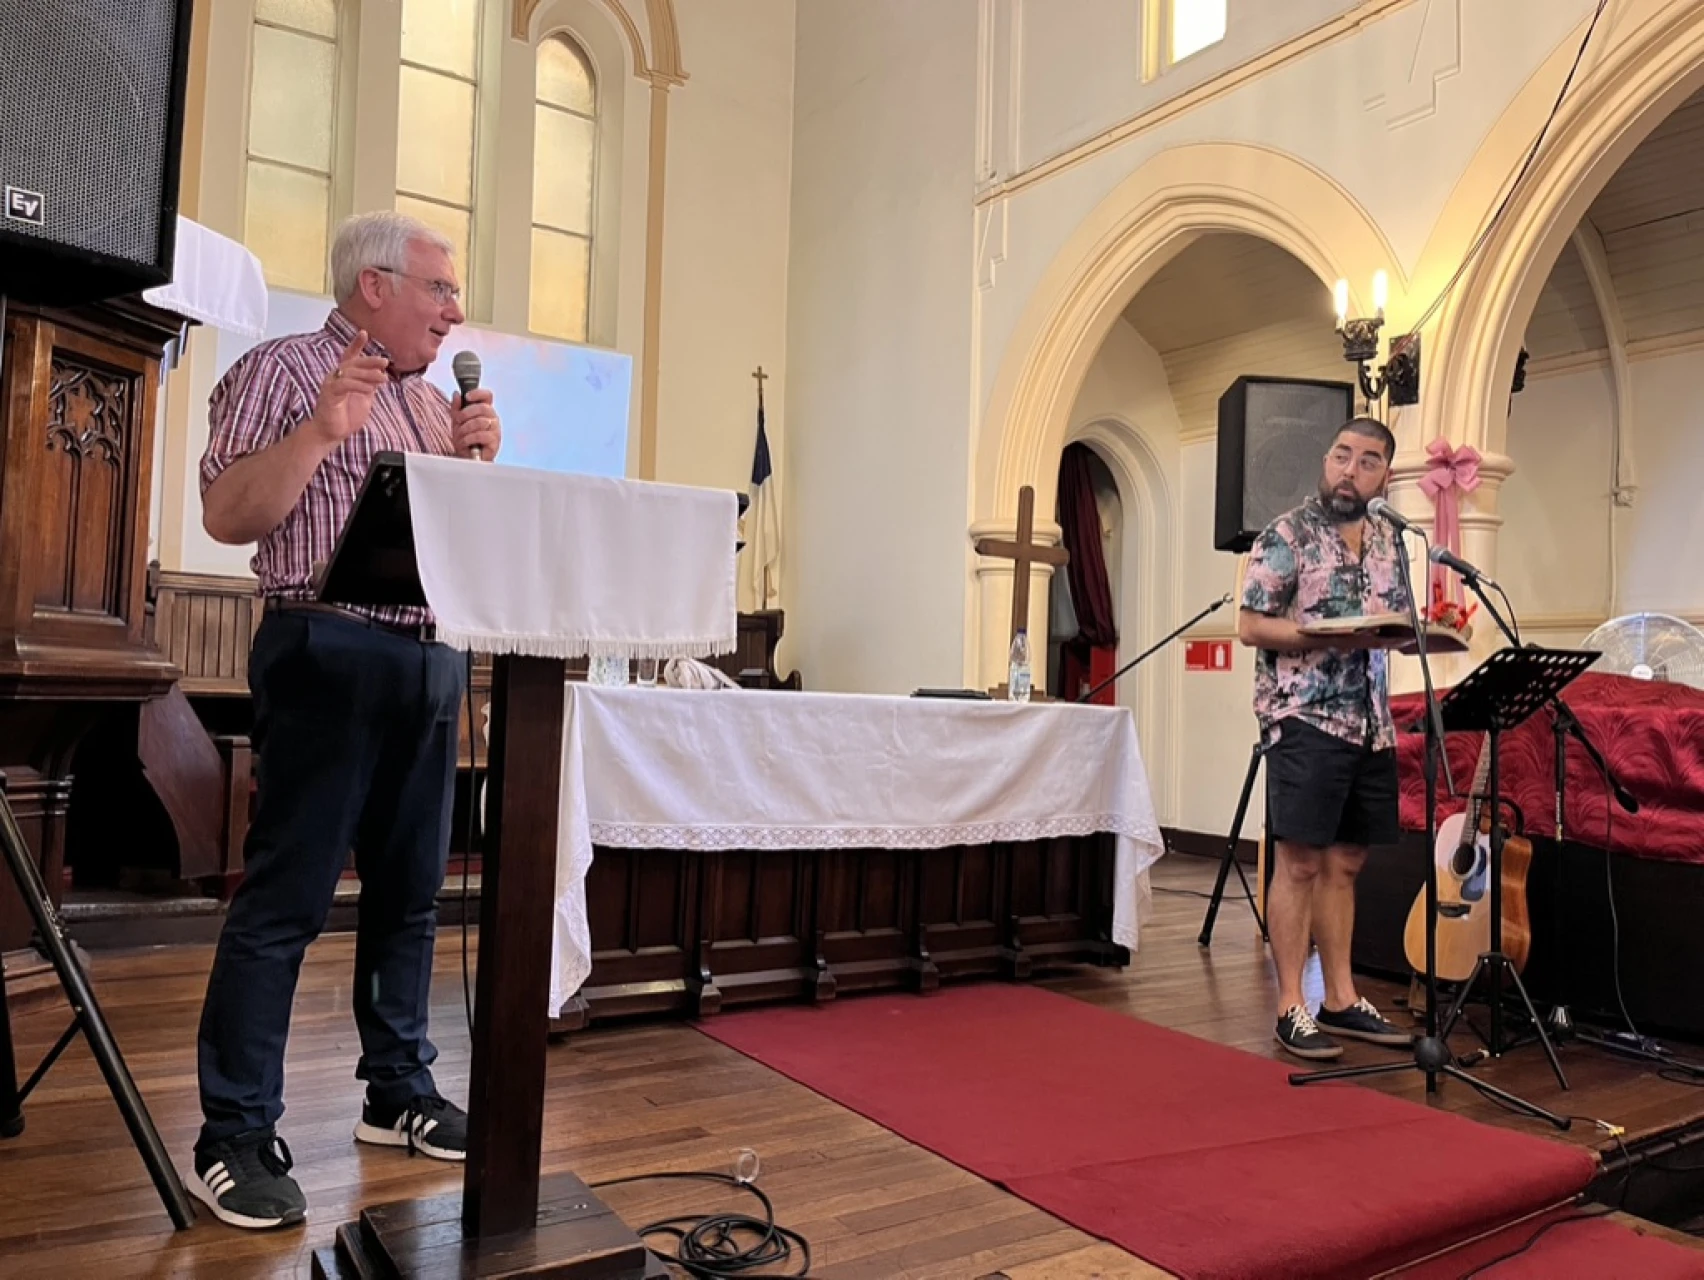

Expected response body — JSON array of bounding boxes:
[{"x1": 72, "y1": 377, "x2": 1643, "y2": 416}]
[
  {"x1": 245, "y1": 1, "x2": 340, "y2": 292},
  {"x1": 396, "y1": 0, "x2": 482, "y2": 284},
  {"x1": 529, "y1": 34, "x2": 597, "y2": 342}
]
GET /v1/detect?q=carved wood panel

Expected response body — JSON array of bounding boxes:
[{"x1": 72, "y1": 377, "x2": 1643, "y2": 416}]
[
  {"x1": 565, "y1": 835, "x2": 1125, "y2": 1028},
  {"x1": 0, "y1": 297, "x2": 180, "y2": 951},
  {"x1": 38, "y1": 359, "x2": 132, "y2": 617}
]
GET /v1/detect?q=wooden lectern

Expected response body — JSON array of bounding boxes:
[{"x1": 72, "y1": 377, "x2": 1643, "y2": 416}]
[{"x1": 310, "y1": 456, "x2": 661, "y2": 1278}]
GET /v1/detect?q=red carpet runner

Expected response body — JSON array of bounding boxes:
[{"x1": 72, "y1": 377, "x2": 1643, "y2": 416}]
[
  {"x1": 1399, "y1": 1210, "x2": 1704, "y2": 1279},
  {"x1": 696, "y1": 984, "x2": 1613, "y2": 1279}
]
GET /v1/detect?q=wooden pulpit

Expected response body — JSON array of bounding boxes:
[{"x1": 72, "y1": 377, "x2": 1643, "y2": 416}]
[
  {"x1": 0, "y1": 296, "x2": 180, "y2": 989},
  {"x1": 310, "y1": 456, "x2": 662, "y2": 1279}
]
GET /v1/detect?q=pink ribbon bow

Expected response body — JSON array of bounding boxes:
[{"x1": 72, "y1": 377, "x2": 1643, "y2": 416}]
[{"x1": 1417, "y1": 439, "x2": 1481, "y2": 605}]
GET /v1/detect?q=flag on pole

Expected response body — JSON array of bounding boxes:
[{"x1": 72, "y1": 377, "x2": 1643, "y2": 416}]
[{"x1": 743, "y1": 367, "x2": 780, "y2": 609}]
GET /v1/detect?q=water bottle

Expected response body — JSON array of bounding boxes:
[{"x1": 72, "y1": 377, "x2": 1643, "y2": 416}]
[{"x1": 1007, "y1": 629, "x2": 1032, "y2": 703}]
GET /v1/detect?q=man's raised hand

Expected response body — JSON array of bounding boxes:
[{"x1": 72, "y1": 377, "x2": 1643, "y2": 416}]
[{"x1": 308, "y1": 331, "x2": 388, "y2": 447}]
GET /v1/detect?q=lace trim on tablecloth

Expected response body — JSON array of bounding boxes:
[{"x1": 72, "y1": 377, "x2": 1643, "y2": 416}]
[{"x1": 587, "y1": 813, "x2": 1162, "y2": 851}]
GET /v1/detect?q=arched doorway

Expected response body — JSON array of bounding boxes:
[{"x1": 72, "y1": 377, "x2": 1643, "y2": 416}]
[
  {"x1": 1047, "y1": 442, "x2": 1122, "y2": 707},
  {"x1": 972, "y1": 142, "x2": 1401, "y2": 694},
  {"x1": 1035, "y1": 230, "x2": 1353, "y2": 829}
]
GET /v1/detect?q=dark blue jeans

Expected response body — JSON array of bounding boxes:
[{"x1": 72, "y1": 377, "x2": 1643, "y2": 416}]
[{"x1": 196, "y1": 609, "x2": 466, "y2": 1151}]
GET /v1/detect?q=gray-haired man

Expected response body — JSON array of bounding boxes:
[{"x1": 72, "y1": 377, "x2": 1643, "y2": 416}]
[{"x1": 191, "y1": 211, "x2": 501, "y2": 1229}]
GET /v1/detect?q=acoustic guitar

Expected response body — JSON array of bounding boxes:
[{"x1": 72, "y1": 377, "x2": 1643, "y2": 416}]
[{"x1": 1402, "y1": 738, "x2": 1533, "y2": 983}]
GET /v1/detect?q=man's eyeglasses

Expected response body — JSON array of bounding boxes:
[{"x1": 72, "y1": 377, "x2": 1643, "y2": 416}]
[
  {"x1": 1327, "y1": 449, "x2": 1388, "y2": 476},
  {"x1": 374, "y1": 267, "x2": 461, "y2": 306}
]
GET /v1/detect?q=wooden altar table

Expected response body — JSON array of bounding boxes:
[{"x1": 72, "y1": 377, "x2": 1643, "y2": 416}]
[{"x1": 544, "y1": 685, "x2": 1165, "y2": 1028}]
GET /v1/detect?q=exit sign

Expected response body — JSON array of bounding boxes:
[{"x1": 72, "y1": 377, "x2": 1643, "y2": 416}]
[{"x1": 1186, "y1": 640, "x2": 1232, "y2": 672}]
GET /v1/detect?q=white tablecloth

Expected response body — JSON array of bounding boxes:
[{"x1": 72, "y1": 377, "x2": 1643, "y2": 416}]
[{"x1": 548, "y1": 686, "x2": 1165, "y2": 1015}]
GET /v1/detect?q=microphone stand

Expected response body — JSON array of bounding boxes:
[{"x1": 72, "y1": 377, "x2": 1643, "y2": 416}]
[
  {"x1": 1077, "y1": 593, "x2": 1233, "y2": 704},
  {"x1": 1291, "y1": 524, "x2": 1567, "y2": 1126}
]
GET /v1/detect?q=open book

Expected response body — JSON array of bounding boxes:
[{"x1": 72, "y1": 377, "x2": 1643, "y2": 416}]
[{"x1": 1298, "y1": 613, "x2": 1472, "y2": 654}]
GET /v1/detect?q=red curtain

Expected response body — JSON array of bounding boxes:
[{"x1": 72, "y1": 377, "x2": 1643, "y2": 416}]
[{"x1": 1056, "y1": 444, "x2": 1118, "y2": 702}]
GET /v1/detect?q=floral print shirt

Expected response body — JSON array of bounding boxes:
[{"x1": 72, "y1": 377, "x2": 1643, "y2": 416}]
[{"x1": 1240, "y1": 497, "x2": 1410, "y2": 751}]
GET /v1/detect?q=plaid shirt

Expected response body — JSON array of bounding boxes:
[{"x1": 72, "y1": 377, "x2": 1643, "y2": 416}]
[
  {"x1": 200, "y1": 309, "x2": 456, "y2": 628},
  {"x1": 1240, "y1": 497, "x2": 1409, "y2": 751}
]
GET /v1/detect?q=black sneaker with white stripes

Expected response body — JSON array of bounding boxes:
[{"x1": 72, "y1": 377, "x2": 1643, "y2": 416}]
[
  {"x1": 354, "y1": 1094, "x2": 468, "y2": 1161},
  {"x1": 189, "y1": 1130, "x2": 307, "y2": 1230}
]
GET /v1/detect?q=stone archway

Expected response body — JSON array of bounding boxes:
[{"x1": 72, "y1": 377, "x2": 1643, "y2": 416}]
[
  {"x1": 1423, "y1": 0, "x2": 1704, "y2": 475},
  {"x1": 1373, "y1": 0, "x2": 1704, "y2": 645},
  {"x1": 971, "y1": 142, "x2": 1400, "y2": 687}
]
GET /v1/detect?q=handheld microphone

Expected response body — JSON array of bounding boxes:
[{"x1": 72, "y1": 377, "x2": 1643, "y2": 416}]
[
  {"x1": 1429, "y1": 544, "x2": 1498, "y2": 589},
  {"x1": 451, "y1": 350, "x2": 483, "y2": 460},
  {"x1": 1366, "y1": 496, "x2": 1420, "y2": 534}
]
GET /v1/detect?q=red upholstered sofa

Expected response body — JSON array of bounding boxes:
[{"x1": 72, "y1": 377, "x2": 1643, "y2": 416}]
[{"x1": 1392, "y1": 672, "x2": 1704, "y2": 864}]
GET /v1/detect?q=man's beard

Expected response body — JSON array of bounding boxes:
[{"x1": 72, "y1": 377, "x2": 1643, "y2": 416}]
[{"x1": 1320, "y1": 481, "x2": 1366, "y2": 521}]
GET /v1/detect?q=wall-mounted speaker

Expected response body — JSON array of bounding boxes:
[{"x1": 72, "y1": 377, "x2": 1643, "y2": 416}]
[
  {"x1": 1214, "y1": 375, "x2": 1355, "y2": 553},
  {"x1": 0, "y1": 0, "x2": 194, "y2": 308}
]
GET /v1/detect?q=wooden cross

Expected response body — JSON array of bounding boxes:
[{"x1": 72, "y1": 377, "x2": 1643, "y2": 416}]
[{"x1": 975, "y1": 485, "x2": 1069, "y2": 645}]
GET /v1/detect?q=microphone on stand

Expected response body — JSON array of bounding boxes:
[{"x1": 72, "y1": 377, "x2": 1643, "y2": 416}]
[
  {"x1": 1366, "y1": 496, "x2": 1422, "y2": 535},
  {"x1": 452, "y1": 350, "x2": 483, "y2": 461},
  {"x1": 1428, "y1": 545, "x2": 1499, "y2": 590}
]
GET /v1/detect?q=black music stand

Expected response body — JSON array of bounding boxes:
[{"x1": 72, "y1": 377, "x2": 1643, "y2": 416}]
[
  {"x1": 309, "y1": 454, "x2": 658, "y2": 1278},
  {"x1": 1433, "y1": 646, "x2": 1596, "y2": 1091}
]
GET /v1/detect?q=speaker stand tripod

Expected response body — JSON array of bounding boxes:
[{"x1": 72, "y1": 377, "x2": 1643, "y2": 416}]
[
  {"x1": 1199, "y1": 741, "x2": 1270, "y2": 947},
  {"x1": 1287, "y1": 521, "x2": 1570, "y2": 1131},
  {"x1": 0, "y1": 791, "x2": 194, "y2": 1227}
]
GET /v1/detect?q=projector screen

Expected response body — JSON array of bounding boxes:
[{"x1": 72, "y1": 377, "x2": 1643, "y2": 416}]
[{"x1": 213, "y1": 288, "x2": 633, "y2": 478}]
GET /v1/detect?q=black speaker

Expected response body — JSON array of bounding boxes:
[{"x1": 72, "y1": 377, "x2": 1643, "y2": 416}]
[
  {"x1": 0, "y1": 0, "x2": 194, "y2": 308},
  {"x1": 1214, "y1": 375, "x2": 1355, "y2": 553}
]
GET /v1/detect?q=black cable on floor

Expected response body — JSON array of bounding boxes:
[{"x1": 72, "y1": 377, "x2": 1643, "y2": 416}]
[
  {"x1": 1455, "y1": 1205, "x2": 1617, "y2": 1279},
  {"x1": 588, "y1": 1169, "x2": 812, "y2": 1278}
]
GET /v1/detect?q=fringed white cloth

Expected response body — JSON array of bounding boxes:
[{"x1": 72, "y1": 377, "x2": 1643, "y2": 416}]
[
  {"x1": 548, "y1": 685, "x2": 1166, "y2": 1015},
  {"x1": 402, "y1": 454, "x2": 738, "y2": 659}
]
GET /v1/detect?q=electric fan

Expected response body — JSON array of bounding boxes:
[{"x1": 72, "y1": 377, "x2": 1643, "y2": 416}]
[{"x1": 1580, "y1": 612, "x2": 1704, "y2": 689}]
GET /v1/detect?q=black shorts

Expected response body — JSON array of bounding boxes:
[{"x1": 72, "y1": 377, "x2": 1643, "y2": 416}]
[{"x1": 1264, "y1": 718, "x2": 1398, "y2": 849}]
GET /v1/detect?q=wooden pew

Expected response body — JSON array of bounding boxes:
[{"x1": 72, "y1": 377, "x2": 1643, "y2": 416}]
[{"x1": 67, "y1": 569, "x2": 800, "y2": 911}]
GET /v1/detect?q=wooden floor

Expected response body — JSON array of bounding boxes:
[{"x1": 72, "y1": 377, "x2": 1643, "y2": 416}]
[{"x1": 2, "y1": 855, "x2": 1701, "y2": 1279}]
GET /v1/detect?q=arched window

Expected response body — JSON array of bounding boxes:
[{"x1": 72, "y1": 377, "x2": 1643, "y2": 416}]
[
  {"x1": 529, "y1": 33, "x2": 597, "y2": 342},
  {"x1": 396, "y1": 0, "x2": 483, "y2": 286},
  {"x1": 245, "y1": 0, "x2": 342, "y2": 292},
  {"x1": 1169, "y1": 0, "x2": 1227, "y2": 65},
  {"x1": 1145, "y1": 0, "x2": 1227, "y2": 80}
]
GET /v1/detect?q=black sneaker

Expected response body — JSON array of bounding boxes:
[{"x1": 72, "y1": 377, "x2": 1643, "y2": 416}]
[
  {"x1": 189, "y1": 1131, "x2": 306, "y2": 1230},
  {"x1": 1317, "y1": 997, "x2": 1414, "y2": 1047},
  {"x1": 355, "y1": 1094, "x2": 468, "y2": 1161},
  {"x1": 1276, "y1": 1004, "x2": 1343, "y2": 1060}
]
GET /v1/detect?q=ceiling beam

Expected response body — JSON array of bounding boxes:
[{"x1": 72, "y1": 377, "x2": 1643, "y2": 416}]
[{"x1": 1569, "y1": 218, "x2": 1636, "y2": 506}]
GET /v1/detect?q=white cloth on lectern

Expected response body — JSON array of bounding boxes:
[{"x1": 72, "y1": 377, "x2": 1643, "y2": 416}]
[
  {"x1": 548, "y1": 685, "x2": 1165, "y2": 1015},
  {"x1": 402, "y1": 455, "x2": 738, "y2": 659},
  {"x1": 142, "y1": 217, "x2": 268, "y2": 338}
]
